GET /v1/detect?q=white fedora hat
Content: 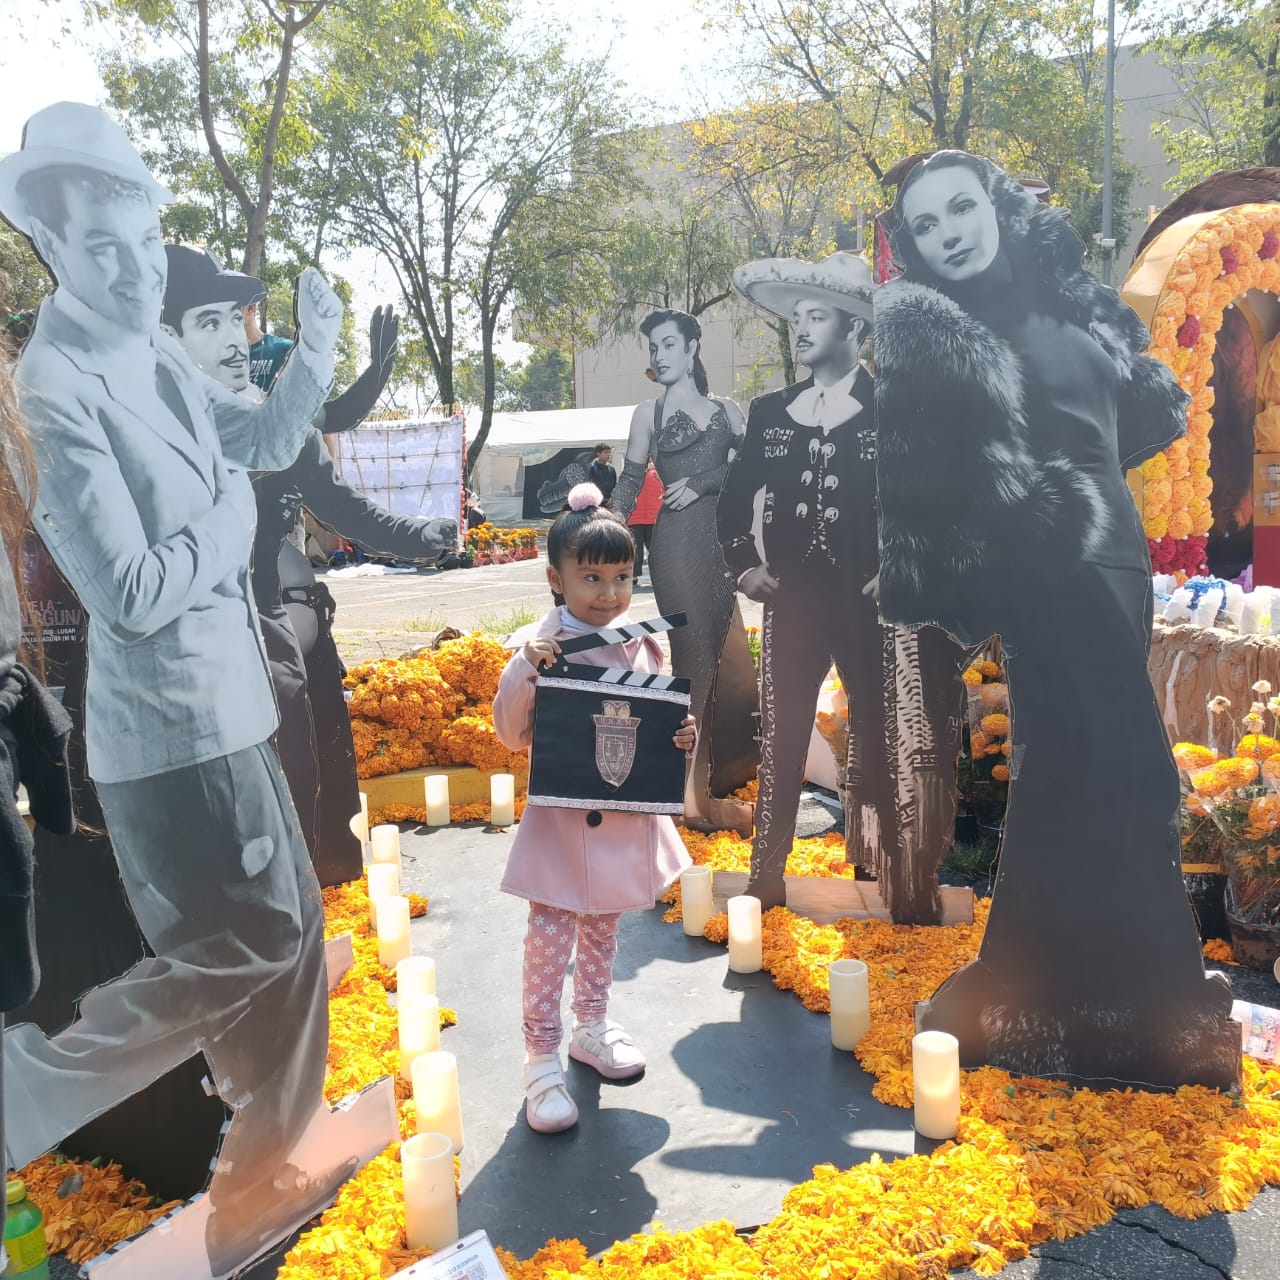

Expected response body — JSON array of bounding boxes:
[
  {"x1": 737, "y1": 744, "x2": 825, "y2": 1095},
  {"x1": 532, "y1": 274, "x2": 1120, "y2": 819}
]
[
  {"x1": 0, "y1": 102, "x2": 173, "y2": 238},
  {"x1": 733, "y1": 251, "x2": 874, "y2": 323}
]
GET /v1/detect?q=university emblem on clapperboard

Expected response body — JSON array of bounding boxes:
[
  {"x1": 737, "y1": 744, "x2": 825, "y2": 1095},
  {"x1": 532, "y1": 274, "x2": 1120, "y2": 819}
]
[{"x1": 592, "y1": 700, "x2": 641, "y2": 788}]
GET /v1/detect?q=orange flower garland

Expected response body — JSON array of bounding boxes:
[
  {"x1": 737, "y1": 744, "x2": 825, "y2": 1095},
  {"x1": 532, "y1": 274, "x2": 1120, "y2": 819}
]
[
  {"x1": 1140, "y1": 205, "x2": 1280, "y2": 575},
  {"x1": 21, "y1": 822, "x2": 1280, "y2": 1280}
]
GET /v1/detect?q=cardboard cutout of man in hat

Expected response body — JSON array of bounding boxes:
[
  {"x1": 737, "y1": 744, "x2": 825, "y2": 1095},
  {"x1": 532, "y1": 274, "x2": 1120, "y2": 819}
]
[
  {"x1": 721, "y1": 252, "x2": 962, "y2": 921},
  {"x1": 163, "y1": 243, "x2": 456, "y2": 886},
  {"x1": 0, "y1": 102, "x2": 357, "y2": 1276}
]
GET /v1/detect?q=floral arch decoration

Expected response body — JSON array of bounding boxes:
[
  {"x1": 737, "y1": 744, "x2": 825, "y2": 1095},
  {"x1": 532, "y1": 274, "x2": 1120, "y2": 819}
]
[{"x1": 1123, "y1": 202, "x2": 1280, "y2": 577}]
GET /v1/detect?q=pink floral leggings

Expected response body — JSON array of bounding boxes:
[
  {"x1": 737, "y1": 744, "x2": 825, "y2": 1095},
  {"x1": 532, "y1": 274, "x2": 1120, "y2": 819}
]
[{"x1": 522, "y1": 903, "x2": 621, "y2": 1055}]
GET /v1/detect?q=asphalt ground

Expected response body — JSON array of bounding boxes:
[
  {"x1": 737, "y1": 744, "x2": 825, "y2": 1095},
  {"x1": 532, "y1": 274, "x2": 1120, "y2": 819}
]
[{"x1": 44, "y1": 559, "x2": 1280, "y2": 1276}]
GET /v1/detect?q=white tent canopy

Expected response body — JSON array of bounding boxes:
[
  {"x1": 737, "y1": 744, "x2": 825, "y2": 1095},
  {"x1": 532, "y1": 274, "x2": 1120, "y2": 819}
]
[{"x1": 471, "y1": 404, "x2": 636, "y2": 523}]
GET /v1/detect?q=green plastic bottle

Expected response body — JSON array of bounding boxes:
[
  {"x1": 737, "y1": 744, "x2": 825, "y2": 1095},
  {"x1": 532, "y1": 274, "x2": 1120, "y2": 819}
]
[{"x1": 3, "y1": 1179, "x2": 50, "y2": 1279}]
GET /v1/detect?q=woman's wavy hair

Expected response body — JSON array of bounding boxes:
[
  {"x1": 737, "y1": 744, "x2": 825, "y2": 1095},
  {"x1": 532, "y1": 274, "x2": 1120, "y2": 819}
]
[
  {"x1": 639, "y1": 308, "x2": 710, "y2": 396},
  {"x1": 0, "y1": 295, "x2": 40, "y2": 667},
  {"x1": 887, "y1": 151, "x2": 1080, "y2": 286}
]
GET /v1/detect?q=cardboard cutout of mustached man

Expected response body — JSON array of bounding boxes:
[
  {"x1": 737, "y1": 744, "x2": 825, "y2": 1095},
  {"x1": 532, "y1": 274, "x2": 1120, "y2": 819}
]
[
  {"x1": 719, "y1": 253, "x2": 964, "y2": 922},
  {"x1": 0, "y1": 103, "x2": 394, "y2": 1279},
  {"x1": 162, "y1": 246, "x2": 456, "y2": 887},
  {"x1": 874, "y1": 149, "x2": 1241, "y2": 1091}
]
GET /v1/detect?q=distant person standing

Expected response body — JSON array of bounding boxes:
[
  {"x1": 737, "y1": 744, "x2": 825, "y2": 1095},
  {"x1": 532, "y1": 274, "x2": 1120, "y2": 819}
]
[
  {"x1": 626, "y1": 459, "x2": 663, "y2": 583},
  {"x1": 244, "y1": 299, "x2": 295, "y2": 393},
  {"x1": 588, "y1": 443, "x2": 616, "y2": 502}
]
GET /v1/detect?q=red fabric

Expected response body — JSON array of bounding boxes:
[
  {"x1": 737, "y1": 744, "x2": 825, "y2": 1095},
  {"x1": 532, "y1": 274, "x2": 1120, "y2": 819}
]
[{"x1": 627, "y1": 467, "x2": 664, "y2": 525}]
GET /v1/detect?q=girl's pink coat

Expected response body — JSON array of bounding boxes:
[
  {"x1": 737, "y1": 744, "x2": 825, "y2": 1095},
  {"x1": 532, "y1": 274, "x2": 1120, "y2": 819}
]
[{"x1": 493, "y1": 610, "x2": 692, "y2": 914}]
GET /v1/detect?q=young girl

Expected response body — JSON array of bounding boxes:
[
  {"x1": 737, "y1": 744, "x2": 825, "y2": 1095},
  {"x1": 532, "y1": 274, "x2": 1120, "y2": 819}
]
[{"x1": 493, "y1": 484, "x2": 695, "y2": 1133}]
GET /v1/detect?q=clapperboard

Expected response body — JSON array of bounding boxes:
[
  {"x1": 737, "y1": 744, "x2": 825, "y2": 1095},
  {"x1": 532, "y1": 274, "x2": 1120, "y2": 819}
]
[{"x1": 527, "y1": 613, "x2": 691, "y2": 814}]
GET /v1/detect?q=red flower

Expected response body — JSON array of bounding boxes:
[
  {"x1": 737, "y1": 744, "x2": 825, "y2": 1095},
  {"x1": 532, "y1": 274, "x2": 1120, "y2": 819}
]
[
  {"x1": 1262, "y1": 232, "x2": 1279, "y2": 260},
  {"x1": 1176, "y1": 316, "x2": 1201, "y2": 347},
  {"x1": 1221, "y1": 245, "x2": 1239, "y2": 274}
]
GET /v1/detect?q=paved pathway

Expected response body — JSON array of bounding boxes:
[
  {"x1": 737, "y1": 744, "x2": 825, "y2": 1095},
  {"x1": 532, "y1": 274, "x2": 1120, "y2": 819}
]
[{"x1": 326, "y1": 560, "x2": 763, "y2": 663}]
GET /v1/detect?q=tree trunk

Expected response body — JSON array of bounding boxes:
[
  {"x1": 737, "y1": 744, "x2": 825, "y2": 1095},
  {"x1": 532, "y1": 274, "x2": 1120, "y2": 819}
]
[
  {"x1": 464, "y1": 316, "x2": 499, "y2": 481},
  {"x1": 1264, "y1": 8, "x2": 1280, "y2": 167},
  {"x1": 771, "y1": 318, "x2": 796, "y2": 386}
]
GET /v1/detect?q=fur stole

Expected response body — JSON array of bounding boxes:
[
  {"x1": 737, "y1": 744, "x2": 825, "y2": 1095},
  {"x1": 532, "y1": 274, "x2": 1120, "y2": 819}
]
[{"x1": 873, "y1": 275, "x2": 1184, "y2": 640}]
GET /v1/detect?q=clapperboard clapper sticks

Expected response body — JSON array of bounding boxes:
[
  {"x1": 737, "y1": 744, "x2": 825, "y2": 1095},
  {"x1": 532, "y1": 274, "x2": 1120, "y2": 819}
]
[{"x1": 528, "y1": 614, "x2": 692, "y2": 813}]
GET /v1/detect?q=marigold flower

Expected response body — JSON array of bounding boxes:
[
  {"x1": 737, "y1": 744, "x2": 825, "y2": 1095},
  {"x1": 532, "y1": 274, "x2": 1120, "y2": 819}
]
[
  {"x1": 991, "y1": 764, "x2": 1010, "y2": 782},
  {"x1": 1238, "y1": 733, "x2": 1280, "y2": 762},
  {"x1": 1173, "y1": 742, "x2": 1217, "y2": 772},
  {"x1": 980, "y1": 713, "x2": 1011, "y2": 737}
]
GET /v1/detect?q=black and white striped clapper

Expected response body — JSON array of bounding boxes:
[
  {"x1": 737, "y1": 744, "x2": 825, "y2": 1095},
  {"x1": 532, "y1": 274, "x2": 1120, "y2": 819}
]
[{"x1": 528, "y1": 613, "x2": 691, "y2": 814}]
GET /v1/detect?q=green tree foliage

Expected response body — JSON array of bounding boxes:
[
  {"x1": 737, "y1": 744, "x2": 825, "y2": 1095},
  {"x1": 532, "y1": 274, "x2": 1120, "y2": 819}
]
[
  {"x1": 1150, "y1": 0, "x2": 1280, "y2": 185},
  {"x1": 83, "y1": 0, "x2": 351, "y2": 277},
  {"x1": 0, "y1": 224, "x2": 53, "y2": 314},
  {"x1": 697, "y1": 0, "x2": 1137, "y2": 253},
  {"x1": 305, "y1": 1, "x2": 637, "y2": 475},
  {"x1": 455, "y1": 348, "x2": 574, "y2": 412}
]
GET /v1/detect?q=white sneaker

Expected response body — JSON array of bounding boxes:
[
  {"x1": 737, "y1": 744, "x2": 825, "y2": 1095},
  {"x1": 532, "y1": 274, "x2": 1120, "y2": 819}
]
[
  {"x1": 522, "y1": 1053, "x2": 579, "y2": 1133},
  {"x1": 568, "y1": 1019, "x2": 646, "y2": 1080}
]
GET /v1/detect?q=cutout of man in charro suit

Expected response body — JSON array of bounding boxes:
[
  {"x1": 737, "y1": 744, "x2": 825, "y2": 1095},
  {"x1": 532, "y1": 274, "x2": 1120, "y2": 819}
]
[
  {"x1": 0, "y1": 103, "x2": 358, "y2": 1275},
  {"x1": 720, "y1": 252, "x2": 962, "y2": 921}
]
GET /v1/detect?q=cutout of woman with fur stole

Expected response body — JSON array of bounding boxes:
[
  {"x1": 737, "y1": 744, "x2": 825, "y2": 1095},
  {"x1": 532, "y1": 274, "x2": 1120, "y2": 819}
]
[{"x1": 874, "y1": 151, "x2": 1239, "y2": 1091}]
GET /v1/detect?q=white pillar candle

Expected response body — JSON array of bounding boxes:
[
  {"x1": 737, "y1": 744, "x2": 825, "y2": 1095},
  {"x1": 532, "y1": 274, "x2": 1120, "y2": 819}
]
[
  {"x1": 828, "y1": 958, "x2": 870, "y2": 1051},
  {"x1": 370, "y1": 823, "x2": 401, "y2": 867},
  {"x1": 401, "y1": 1131, "x2": 459, "y2": 1252},
  {"x1": 377, "y1": 894, "x2": 413, "y2": 971},
  {"x1": 680, "y1": 867, "x2": 714, "y2": 937},
  {"x1": 490, "y1": 772, "x2": 516, "y2": 827},
  {"x1": 366, "y1": 862, "x2": 401, "y2": 930},
  {"x1": 350, "y1": 791, "x2": 370, "y2": 852},
  {"x1": 912, "y1": 1030, "x2": 962, "y2": 1140},
  {"x1": 412, "y1": 1050, "x2": 464, "y2": 1153},
  {"x1": 398, "y1": 993, "x2": 442, "y2": 1080},
  {"x1": 397, "y1": 955, "x2": 437, "y2": 1003},
  {"x1": 726, "y1": 894, "x2": 763, "y2": 973},
  {"x1": 424, "y1": 774, "x2": 451, "y2": 826}
]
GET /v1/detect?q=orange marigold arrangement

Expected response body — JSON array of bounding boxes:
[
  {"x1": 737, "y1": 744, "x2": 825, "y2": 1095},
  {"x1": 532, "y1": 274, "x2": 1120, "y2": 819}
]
[
  {"x1": 960, "y1": 653, "x2": 1012, "y2": 827},
  {"x1": 1175, "y1": 683, "x2": 1280, "y2": 944},
  {"x1": 463, "y1": 523, "x2": 538, "y2": 567},
  {"x1": 1138, "y1": 204, "x2": 1280, "y2": 575},
  {"x1": 345, "y1": 634, "x2": 523, "y2": 779},
  {"x1": 24, "y1": 818, "x2": 1280, "y2": 1280}
]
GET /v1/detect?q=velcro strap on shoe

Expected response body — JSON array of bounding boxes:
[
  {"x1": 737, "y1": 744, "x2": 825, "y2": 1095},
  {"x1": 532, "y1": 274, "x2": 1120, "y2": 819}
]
[{"x1": 525, "y1": 1059, "x2": 566, "y2": 1099}]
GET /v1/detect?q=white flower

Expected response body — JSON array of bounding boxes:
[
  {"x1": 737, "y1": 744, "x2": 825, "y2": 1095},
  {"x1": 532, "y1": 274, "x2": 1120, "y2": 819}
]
[
  {"x1": 1268, "y1": 697, "x2": 1280, "y2": 714},
  {"x1": 1253, "y1": 701, "x2": 1267, "y2": 715},
  {"x1": 1208, "y1": 696, "x2": 1232, "y2": 715},
  {"x1": 1254, "y1": 680, "x2": 1273, "y2": 696}
]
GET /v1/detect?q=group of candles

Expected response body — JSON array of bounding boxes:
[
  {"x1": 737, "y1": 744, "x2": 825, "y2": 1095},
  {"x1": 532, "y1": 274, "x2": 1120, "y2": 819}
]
[
  {"x1": 351, "y1": 794, "x2": 469, "y2": 1251},
  {"x1": 350, "y1": 773, "x2": 518, "y2": 843},
  {"x1": 679, "y1": 867, "x2": 963, "y2": 1140}
]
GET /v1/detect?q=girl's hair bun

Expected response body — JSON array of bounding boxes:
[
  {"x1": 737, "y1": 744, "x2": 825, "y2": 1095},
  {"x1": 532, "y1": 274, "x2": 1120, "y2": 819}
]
[{"x1": 567, "y1": 482, "x2": 603, "y2": 512}]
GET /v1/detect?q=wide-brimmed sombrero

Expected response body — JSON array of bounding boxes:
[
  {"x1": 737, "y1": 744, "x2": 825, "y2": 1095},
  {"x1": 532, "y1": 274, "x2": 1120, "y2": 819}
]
[{"x1": 732, "y1": 251, "x2": 874, "y2": 323}]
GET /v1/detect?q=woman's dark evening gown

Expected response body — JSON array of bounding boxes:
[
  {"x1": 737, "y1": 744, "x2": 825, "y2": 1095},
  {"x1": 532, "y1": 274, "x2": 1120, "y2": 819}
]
[
  {"x1": 918, "y1": 310, "x2": 1237, "y2": 1087},
  {"x1": 647, "y1": 401, "x2": 759, "y2": 814}
]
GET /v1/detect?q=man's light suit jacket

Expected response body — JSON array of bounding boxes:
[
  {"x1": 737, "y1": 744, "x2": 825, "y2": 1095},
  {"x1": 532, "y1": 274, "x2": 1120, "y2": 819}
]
[{"x1": 17, "y1": 291, "x2": 329, "y2": 784}]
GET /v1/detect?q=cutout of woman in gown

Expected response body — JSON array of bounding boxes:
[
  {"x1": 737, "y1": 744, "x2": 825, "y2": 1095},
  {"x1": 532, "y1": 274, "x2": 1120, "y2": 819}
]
[
  {"x1": 611, "y1": 310, "x2": 759, "y2": 833},
  {"x1": 874, "y1": 150, "x2": 1239, "y2": 1090}
]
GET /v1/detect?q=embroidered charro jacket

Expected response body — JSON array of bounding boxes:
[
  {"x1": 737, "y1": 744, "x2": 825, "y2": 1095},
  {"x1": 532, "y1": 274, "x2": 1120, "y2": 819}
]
[{"x1": 717, "y1": 364, "x2": 878, "y2": 582}]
